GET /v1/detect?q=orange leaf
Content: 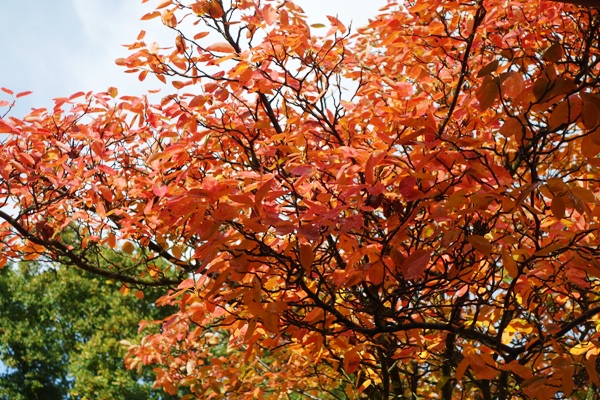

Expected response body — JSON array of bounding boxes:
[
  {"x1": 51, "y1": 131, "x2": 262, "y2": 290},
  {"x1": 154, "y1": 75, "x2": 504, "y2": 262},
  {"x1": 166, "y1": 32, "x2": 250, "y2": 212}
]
[
  {"x1": 108, "y1": 86, "x2": 118, "y2": 98},
  {"x1": 456, "y1": 357, "x2": 470, "y2": 382},
  {"x1": 499, "y1": 117, "x2": 523, "y2": 139},
  {"x1": 476, "y1": 60, "x2": 499, "y2": 78},
  {"x1": 551, "y1": 196, "x2": 566, "y2": 219},
  {"x1": 477, "y1": 78, "x2": 499, "y2": 111},
  {"x1": 0, "y1": 120, "x2": 13, "y2": 133},
  {"x1": 262, "y1": 5, "x2": 277, "y2": 25},
  {"x1": 548, "y1": 100, "x2": 575, "y2": 130},
  {"x1": 502, "y1": 249, "x2": 519, "y2": 278},
  {"x1": 206, "y1": 42, "x2": 236, "y2": 53},
  {"x1": 16, "y1": 91, "x2": 32, "y2": 98},
  {"x1": 467, "y1": 235, "x2": 492, "y2": 256},
  {"x1": 299, "y1": 244, "x2": 314, "y2": 274},
  {"x1": 343, "y1": 348, "x2": 361, "y2": 374},
  {"x1": 542, "y1": 43, "x2": 564, "y2": 63},
  {"x1": 571, "y1": 186, "x2": 596, "y2": 203},
  {"x1": 122, "y1": 241, "x2": 135, "y2": 254},
  {"x1": 207, "y1": 0, "x2": 224, "y2": 18},
  {"x1": 141, "y1": 11, "x2": 161, "y2": 20}
]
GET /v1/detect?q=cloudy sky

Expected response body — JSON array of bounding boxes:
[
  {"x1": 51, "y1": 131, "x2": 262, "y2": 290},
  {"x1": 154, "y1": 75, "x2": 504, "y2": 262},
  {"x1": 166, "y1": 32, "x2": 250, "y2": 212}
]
[{"x1": 0, "y1": 0, "x2": 385, "y2": 117}]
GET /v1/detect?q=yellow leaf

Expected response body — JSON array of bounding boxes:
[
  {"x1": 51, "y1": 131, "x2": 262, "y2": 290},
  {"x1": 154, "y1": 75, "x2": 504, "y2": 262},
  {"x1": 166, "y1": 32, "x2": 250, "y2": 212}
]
[{"x1": 570, "y1": 342, "x2": 594, "y2": 356}]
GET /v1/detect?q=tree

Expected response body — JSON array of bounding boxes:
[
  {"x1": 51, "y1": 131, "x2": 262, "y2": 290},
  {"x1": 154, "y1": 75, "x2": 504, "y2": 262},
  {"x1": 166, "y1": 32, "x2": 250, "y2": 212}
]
[
  {"x1": 0, "y1": 234, "x2": 178, "y2": 400},
  {"x1": 2, "y1": 0, "x2": 600, "y2": 398}
]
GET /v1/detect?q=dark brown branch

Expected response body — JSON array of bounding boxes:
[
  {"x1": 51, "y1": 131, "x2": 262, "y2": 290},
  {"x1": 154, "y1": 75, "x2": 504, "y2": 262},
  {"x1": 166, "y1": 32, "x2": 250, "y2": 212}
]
[{"x1": 0, "y1": 209, "x2": 180, "y2": 287}]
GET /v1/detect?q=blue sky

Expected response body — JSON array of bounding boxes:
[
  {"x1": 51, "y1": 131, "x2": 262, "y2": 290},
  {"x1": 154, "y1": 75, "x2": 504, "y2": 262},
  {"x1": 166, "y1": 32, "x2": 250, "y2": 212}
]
[{"x1": 0, "y1": 0, "x2": 384, "y2": 117}]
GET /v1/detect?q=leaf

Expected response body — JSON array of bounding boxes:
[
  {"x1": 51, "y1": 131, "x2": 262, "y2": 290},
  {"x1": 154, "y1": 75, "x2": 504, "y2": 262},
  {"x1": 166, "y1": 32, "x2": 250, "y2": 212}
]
[
  {"x1": 206, "y1": 42, "x2": 236, "y2": 53},
  {"x1": 548, "y1": 100, "x2": 575, "y2": 130},
  {"x1": 499, "y1": 117, "x2": 523, "y2": 138},
  {"x1": 365, "y1": 150, "x2": 386, "y2": 184},
  {"x1": 141, "y1": 11, "x2": 161, "y2": 20},
  {"x1": 581, "y1": 101, "x2": 599, "y2": 129},
  {"x1": 468, "y1": 235, "x2": 492, "y2": 256},
  {"x1": 153, "y1": 185, "x2": 168, "y2": 197},
  {"x1": 501, "y1": 71, "x2": 525, "y2": 99},
  {"x1": 122, "y1": 241, "x2": 135, "y2": 254},
  {"x1": 542, "y1": 43, "x2": 564, "y2": 63},
  {"x1": 571, "y1": 186, "x2": 596, "y2": 203},
  {"x1": 327, "y1": 16, "x2": 347, "y2": 34},
  {"x1": 476, "y1": 60, "x2": 499, "y2": 78},
  {"x1": 533, "y1": 76, "x2": 551, "y2": 100},
  {"x1": 16, "y1": 91, "x2": 32, "y2": 98},
  {"x1": 299, "y1": 244, "x2": 314, "y2": 274},
  {"x1": 550, "y1": 196, "x2": 566, "y2": 219},
  {"x1": 207, "y1": 0, "x2": 224, "y2": 18},
  {"x1": 533, "y1": 243, "x2": 564, "y2": 257},
  {"x1": 108, "y1": 86, "x2": 118, "y2": 98},
  {"x1": 401, "y1": 249, "x2": 431, "y2": 280},
  {"x1": 455, "y1": 357, "x2": 470, "y2": 382},
  {"x1": 343, "y1": 348, "x2": 361, "y2": 374},
  {"x1": 477, "y1": 78, "x2": 499, "y2": 111},
  {"x1": 502, "y1": 249, "x2": 519, "y2": 278},
  {"x1": 368, "y1": 262, "x2": 385, "y2": 285},
  {"x1": 570, "y1": 342, "x2": 594, "y2": 356},
  {"x1": 262, "y1": 5, "x2": 277, "y2": 25}
]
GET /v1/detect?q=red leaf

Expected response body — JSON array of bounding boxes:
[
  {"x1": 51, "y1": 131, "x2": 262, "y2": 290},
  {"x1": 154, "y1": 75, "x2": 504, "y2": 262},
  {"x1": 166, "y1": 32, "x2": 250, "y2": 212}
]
[
  {"x1": 343, "y1": 348, "x2": 361, "y2": 374},
  {"x1": 16, "y1": 91, "x2": 32, "y2": 98},
  {"x1": 0, "y1": 120, "x2": 14, "y2": 133},
  {"x1": 401, "y1": 249, "x2": 431, "y2": 280}
]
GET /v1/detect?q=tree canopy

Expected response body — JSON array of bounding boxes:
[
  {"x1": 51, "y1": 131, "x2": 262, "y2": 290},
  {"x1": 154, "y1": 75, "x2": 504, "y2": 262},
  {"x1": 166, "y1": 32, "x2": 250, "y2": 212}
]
[
  {"x1": 2, "y1": 0, "x2": 600, "y2": 398},
  {"x1": 0, "y1": 237, "x2": 177, "y2": 400}
]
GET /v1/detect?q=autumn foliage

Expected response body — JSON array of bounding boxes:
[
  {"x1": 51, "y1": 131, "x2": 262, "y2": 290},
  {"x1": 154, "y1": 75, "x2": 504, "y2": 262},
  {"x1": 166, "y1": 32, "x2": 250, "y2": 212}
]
[{"x1": 3, "y1": 0, "x2": 600, "y2": 398}]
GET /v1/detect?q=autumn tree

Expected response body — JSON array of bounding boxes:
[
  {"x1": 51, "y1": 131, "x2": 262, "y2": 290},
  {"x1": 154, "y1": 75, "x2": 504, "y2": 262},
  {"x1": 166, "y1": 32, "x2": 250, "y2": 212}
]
[{"x1": 3, "y1": 0, "x2": 600, "y2": 398}]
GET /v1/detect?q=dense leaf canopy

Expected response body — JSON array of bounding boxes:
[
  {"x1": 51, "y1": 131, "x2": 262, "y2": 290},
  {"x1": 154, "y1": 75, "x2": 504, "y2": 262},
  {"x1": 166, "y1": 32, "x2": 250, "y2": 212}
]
[{"x1": 3, "y1": 0, "x2": 600, "y2": 398}]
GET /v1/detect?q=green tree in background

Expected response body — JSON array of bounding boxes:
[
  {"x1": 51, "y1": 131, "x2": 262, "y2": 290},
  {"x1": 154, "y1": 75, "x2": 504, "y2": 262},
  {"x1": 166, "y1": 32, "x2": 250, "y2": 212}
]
[{"x1": 0, "y1": 257, "x2": 176, "y2": 400}]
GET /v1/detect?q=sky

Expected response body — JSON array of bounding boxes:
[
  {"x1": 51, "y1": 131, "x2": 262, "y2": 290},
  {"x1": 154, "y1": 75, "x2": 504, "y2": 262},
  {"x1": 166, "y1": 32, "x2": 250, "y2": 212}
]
[{"x1": 0, "y1": 0, "x2": 386, "y2": 118}]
